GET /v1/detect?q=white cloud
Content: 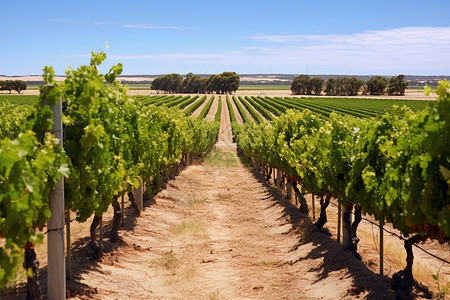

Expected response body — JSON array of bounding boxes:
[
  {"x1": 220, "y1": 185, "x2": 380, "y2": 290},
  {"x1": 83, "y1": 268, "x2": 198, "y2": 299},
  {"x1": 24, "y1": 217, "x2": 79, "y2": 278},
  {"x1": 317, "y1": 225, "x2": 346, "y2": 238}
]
[
  {"x1": 249, "y1": 27, "x2": 450, "y2": 46},
  {"x1": 242, "y1": 27, "x2": 450, "y2": 73},
  {"x1": 62, "y1": 27, "x2": 450, "y2": 74},
  {"x1": 122, "y1": 24, "x2": 198, "y2": 30}
]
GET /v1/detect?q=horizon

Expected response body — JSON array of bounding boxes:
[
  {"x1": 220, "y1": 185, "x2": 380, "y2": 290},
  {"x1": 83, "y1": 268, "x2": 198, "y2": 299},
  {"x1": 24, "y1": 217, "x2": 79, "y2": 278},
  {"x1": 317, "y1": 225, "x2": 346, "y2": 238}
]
[
  {"x1": 1, "y1": 73, "x2": 450, "y2": 78},
  {"x1": 1, "y1": 1, "x2": 450, "y2": 76}
]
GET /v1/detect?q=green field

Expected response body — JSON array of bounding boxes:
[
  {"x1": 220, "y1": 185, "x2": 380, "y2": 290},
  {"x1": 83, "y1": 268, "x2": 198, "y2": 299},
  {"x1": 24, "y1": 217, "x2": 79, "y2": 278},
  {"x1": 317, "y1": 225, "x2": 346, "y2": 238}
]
[{"x1": 0, "y1": 94, "x2": 39, "y2": 105}]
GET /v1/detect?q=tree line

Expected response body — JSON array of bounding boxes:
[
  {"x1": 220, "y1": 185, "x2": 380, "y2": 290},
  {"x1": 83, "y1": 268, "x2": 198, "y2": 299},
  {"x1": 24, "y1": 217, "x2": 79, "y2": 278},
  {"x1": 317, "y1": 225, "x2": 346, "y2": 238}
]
[
  {"x1": 291, "y1": 74, "x2": 408, "y2": 96},
  {"x1": 151, "y1": 72, "x2": 240, "y2": 94},
  {"x1": 0, "y1": 80, "x2": 27, "y2": 94}
]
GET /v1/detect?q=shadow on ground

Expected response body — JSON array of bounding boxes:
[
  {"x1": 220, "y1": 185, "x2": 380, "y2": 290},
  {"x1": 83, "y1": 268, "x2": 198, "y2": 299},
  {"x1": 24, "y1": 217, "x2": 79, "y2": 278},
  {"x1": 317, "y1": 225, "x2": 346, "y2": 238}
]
[{"x1": 248, "y1": 164, "x2": 397, "y2": 299}]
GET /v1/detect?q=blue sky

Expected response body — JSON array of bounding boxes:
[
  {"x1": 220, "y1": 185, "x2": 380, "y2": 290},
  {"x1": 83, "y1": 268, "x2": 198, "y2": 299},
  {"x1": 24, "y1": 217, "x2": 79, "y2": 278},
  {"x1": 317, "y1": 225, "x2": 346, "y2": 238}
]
[{"x1": 1, "y1": 0, "x2": 450, "y2": 75}]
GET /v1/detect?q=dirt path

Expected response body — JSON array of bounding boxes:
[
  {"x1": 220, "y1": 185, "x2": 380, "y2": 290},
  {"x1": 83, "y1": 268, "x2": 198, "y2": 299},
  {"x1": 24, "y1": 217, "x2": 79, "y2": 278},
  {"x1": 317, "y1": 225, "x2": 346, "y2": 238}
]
[
  {"x1": 234, "y1": 96, "x2": 254, "y2": 122},
  {"x1": 240, "y1": 96, "x2": 267, "y2": 122},
  {"x1": 205, "y1": 95, "x2": 219, "y2": 122},
  {"x1": 43, "y1": 96, "x2": 395, "y2": 300},
  {"x1": 228, "y1": 96, "x2": 244, "y2": 125},
  {"x1": 190, "y1": 95, "x2": 211, "y2": 118}
]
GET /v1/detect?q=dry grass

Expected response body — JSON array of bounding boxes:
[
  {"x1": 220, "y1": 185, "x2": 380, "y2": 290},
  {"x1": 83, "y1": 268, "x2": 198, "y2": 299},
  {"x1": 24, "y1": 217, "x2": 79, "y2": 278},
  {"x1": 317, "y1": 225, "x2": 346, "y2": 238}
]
[
  {"x1": 205, "y1": 147, "x2": 237, "y2": 167},
  {"x1": 215, "y1": 193, "x2": 232, "y2": 201},
  {"x1": 175, "y1": 220, "x2": 208, "y2": 238},
  {"x1": 150, "y1": 251, "x2": 200, "y2": 287},
  {"x1": 150, "y1": 251, "x2": 179, "y2": 270},
  {"x1": 188, "y1": 196, "x2": 207, "y2": 207}
]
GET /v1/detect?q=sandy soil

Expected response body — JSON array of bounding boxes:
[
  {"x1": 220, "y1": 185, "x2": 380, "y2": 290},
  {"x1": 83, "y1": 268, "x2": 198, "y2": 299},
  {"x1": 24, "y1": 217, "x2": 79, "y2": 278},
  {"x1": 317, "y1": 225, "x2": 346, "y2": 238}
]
[
  {"x1": 204, "y1": 95, "x2": 219, "y2": 122},
  {"x1": 2, "y1": 95, "x2": 447, "y2": 300},
  {"x1": 190, "y1": 95, "x2": 213, "y2": 118},
  {"x1": 228, "y1": 96, "x2": 244, "y2": 125},
  {"x1": 239, "y1": 96, "x2": 268, "y2": 122}
]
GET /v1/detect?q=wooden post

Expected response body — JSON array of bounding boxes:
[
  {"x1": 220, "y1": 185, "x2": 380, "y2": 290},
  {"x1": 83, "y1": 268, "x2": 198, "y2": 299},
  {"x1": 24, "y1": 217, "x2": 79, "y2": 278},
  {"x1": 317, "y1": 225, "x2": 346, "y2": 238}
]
[
  {"x1": 65, "y1": 210, "x2": 72, "y2": 279},
  {"x1": 99, "y1": 216, "x2": 103, "y2": 243},
  {"x1": 337, "y1": 204, "x2": 341, "y2": 244},
  {"x1": 134, "y1": 180, "x2": 144, "y2": 212},
  {"x1": 121, "y1": 194, "x2": 125, "y2": 225},
  {"x1": 276, "y1": 169, "x2": 281, "y2": 188},
  {"x1": 380, "y1": 224, "x2": 384, "y2": 276},
  {"x1": 312, "y1": 194, "x2": 316, "y2": 221},
  {"x1": 287, "y1": 183, "x2": 292, "y2": 203},
  {"x1": 47, "y1": 95, "x2": 66, "y2": 299},
  {"x1": 342, "y1": 204, "x2": 352, "y2": 249}
]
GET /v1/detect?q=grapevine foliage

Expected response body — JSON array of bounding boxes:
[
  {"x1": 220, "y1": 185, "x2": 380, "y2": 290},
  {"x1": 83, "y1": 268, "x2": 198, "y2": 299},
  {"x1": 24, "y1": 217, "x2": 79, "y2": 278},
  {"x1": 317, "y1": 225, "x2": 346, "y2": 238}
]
[
  {"x1": 0, "y1": 52, "x2": 219, "y2": 286},
  {"x1": 0, "y1": 75, "x2": 68, "y2": 285},
  {"x1": 235, "y1": 81, "x2": 450, "y2": 240}
]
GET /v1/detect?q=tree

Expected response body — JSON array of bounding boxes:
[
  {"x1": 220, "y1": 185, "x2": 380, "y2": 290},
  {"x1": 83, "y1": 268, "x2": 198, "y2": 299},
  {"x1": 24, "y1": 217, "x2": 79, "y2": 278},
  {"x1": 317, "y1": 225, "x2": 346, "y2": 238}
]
[
  {"x1": 206, "y1": 74, "x2": 222, "y2": 94},
  {"x1": 323, "y1": 77, "x2": 362, "y2": 96},
  {"x1": 346, "y1": 77, "x2": 364, "y2": 96},
  {"x1": 150, "y1": 77, "x2": 162, "y2": 92},
  {"x1": 151, "y1": 73, "x2": 183, "y2": 93},
  {"x1": 366, "y1": 76, "x2": 387, "y2": 95},
  {"x1": 167, "y1": 73, "x2": 183, "y2": 93},
  {"x1": 182, "y1": 72, "x2": 194, "y2": 93},
  {"x1": 324, "y1": 78, "x2": 336, "y2": 96},
  {"x1": 308, "y1": 77, "x2": 324, "y2": 95},
  {"x1": 0, "y1": 80, "x2": 14, "y2": 94},
  {"x1": 152, "y1": 72, "x2": 238, "y2": 94},
  {"x1": 12, "y1": 80, "x2": 27, "y2": 94},
  {"x1": 291, "y1": 75, "x2": 310, "y2": 95},
  {"x1": 189, "y1": 76, "x2": 207, "y2": 93},
  {"x1": 387, "y1": 74, "x2": 408, "y2": 95},
  {"x1": 206, "y1": 72, "x2": 240, "y2": 94}
]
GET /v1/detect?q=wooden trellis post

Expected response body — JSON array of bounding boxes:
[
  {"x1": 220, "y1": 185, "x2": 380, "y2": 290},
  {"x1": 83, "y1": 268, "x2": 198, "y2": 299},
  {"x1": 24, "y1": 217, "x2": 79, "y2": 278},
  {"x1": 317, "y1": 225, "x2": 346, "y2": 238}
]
[
  {"x1": 66, "y1": 210, "x2": 72, "y2": 279},
  {"x1": 121, "y1": 194, "x2": 125, "y2": 225},
  {"x1": 134, "y1": 179, "x2": 144, "y2": 212},
  {"x1": 337, "y1": 204, "x2": 341, "y2": 243},
  {"x1": 312, "y1": 194, "x2": 316, "y2": 221},
  {"x1": 342, "y1": 204, "x2": 352, "y2": 249},
  {"x1": 276, "y1": 169, "x2": 281, "y2": 188},
  {"x1": 47, "y1": 95, "x2": 66, "y2": 299},
  {"x1": 380, "y1": 224, "x2": 384, "y2": 275}
]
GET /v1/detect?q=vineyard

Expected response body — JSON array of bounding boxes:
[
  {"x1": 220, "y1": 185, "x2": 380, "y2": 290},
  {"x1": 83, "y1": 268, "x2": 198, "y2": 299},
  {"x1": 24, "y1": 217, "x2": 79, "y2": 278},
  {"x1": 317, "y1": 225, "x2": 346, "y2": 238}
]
[
  {"x1": 0, "y1": 56, "x2": 449, "y2": 299},
  {"x1": 228, "y1": 86, "x2": 450, "y2": 298}
]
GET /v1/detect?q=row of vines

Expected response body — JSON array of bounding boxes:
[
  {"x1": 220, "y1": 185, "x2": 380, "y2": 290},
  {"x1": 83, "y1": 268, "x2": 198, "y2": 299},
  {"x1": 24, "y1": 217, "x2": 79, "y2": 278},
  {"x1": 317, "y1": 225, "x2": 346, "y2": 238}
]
[
  {"x1": 0, "y1": 52, "x2": 219, "y2": 296},
  {"x1": 228, "y1": 83, "x2": 449, "y2": 298}
]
